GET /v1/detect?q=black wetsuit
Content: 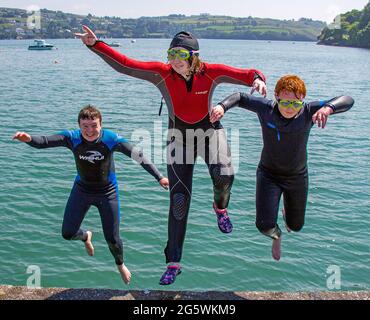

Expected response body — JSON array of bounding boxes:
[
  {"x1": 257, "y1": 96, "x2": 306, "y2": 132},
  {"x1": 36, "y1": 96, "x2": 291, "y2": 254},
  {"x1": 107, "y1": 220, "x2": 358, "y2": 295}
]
[
  {"x1": 219, "y1": 93, "x2": 354, "y2": 238},
  {"x1": 27, "y1": 129, "x2": 163, "y2": 264},
  {"x1": 165, "y1": 116, "x2": 235, "y2": 262}
]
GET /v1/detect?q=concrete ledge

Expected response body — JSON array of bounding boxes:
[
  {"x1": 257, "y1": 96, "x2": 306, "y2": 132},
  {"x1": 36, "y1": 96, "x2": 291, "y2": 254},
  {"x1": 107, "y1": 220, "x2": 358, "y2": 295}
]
[{"x1": 0, "y1": 285, "x2": 369, "y2": 300}]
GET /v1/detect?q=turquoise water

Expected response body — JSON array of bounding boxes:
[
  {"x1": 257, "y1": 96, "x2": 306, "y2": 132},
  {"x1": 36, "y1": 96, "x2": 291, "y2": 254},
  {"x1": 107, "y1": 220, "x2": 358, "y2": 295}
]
[{"x1": 0, "y1": 39, "x2": 369, "y2": 292}]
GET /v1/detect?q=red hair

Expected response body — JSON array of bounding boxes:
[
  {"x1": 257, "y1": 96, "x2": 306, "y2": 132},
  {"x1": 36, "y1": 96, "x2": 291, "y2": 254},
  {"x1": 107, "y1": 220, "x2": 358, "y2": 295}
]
[{"x1": 275, "y1": 75, "x2": 306, "y2": 98}]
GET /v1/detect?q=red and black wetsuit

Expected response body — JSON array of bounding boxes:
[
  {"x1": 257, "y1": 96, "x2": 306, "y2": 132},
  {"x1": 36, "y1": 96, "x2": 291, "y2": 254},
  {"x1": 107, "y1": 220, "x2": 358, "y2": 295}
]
[{"x1": 88, "y1": 41, "x2": 266, "y2": 263}]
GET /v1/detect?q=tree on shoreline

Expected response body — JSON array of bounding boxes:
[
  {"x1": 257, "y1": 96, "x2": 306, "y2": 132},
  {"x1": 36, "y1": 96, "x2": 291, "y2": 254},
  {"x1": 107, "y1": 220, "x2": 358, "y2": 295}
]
[
  {"x1": 318, "y1": 2, "x2": 370, "y2": 48},
  {"x1": 0, "y1": 7, "x2": 325, "y2": 41}
]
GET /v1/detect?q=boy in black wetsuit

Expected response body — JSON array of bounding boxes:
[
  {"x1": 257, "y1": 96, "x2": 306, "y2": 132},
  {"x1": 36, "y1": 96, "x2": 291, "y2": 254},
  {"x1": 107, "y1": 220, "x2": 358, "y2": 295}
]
[
  {"x1": 210, "y1": 75, "x2": 354, "y2": 260},
  {"x1": 13, "y1": 105, "x2": 169, "y2": 284}
]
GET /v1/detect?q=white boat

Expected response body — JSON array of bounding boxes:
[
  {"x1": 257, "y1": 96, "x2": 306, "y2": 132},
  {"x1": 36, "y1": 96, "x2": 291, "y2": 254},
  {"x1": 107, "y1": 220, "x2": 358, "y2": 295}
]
[
  {"x1": 28, "y1": 39, "x2": 54, "y2": 50},
  {"x1": 107, "y1": 41, "x2": 121, "y2": 47}
]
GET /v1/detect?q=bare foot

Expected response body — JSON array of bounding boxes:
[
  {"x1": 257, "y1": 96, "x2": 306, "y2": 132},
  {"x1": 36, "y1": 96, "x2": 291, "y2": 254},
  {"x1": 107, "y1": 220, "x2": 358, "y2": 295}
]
[
  {"x1": 272, "y1": 237, "x2": 282, "y2": 261},
  {"x1": 117, "y1": 264, "x2": 131, "y2": 284},
  {"x1": 84, "y1": 231, "x2": 94, "y2": 256},
  {"x1": 282, "y1": 208, "x2": 292, "y2": 233}
]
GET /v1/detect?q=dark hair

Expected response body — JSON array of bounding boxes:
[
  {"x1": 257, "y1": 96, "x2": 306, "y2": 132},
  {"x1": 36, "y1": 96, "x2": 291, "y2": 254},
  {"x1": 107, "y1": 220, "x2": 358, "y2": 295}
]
[{"x1": 78, "y1": 105, "x2": 102, "y2": 125}]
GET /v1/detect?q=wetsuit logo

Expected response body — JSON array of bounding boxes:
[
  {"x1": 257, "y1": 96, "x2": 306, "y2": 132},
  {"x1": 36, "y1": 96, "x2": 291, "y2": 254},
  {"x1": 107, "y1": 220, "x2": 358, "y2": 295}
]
[
  {"x1": 195, "y1": 90, "x2": 208, "y2": 95},
  {"x1": 79, "y1": 151, "x2": 105, "y2": 164}
]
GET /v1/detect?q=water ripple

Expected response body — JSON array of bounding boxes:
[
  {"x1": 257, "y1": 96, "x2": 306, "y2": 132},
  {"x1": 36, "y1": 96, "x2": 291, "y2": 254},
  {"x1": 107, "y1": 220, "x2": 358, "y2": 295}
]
[{"x1": 0, "y1": 39, "x2": 369, "y2": 291}]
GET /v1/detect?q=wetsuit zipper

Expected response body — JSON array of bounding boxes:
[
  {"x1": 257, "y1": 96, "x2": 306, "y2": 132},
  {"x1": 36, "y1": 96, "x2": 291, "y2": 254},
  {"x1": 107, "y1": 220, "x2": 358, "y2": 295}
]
[{"x1": 267, "y1": 122, "x2": 281, "y2": 142}]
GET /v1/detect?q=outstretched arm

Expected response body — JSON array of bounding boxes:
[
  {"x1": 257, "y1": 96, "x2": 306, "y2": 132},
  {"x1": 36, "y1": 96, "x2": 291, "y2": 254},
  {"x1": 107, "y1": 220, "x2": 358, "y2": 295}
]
[
  {"x1": 115, "y1": 141, "x2": 168, "y2": 189},
  {"x1": 311, "y1": 96, "x2": 354, "y2": 129},
  {"x1": 210, "y1": 92, "x2": 272, "y2": 123},
  {"x1": 209, "y1": 64, "x2": 267, "y2": 97},
  {"x1": 323, "y1": 96, "x2": 354, "y2": 114},
  {"x1": 75, "y1": 25, "x2": 166, "y2": 85},
  {"x1": 13, "y1": 132, "x2": 71, "y2": 149}
]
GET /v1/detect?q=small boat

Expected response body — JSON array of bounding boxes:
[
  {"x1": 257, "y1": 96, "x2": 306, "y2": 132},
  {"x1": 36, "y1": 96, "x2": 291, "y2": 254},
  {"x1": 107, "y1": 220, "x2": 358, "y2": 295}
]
[
  {"x1": 131, "y1": 39, "x2": 136, "y2": 43},
  {"x1": 107, "y1": 41, "x2": 121, "y2": 47},
  {"x1": 28, "y1": 39, "x2": 54, "y2": 50}
]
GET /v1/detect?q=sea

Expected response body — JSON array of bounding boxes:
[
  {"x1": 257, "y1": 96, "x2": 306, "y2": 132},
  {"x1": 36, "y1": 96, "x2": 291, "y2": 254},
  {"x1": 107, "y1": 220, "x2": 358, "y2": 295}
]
[{"x1": 0, "y1": 38, "x2": 369, "y2": 292}]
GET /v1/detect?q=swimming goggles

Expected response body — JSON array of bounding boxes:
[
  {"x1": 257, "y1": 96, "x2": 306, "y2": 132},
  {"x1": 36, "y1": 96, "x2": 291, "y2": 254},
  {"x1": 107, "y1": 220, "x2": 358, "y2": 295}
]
[
  {"x1": 277, "y1": 99, "x2": 304, "y2": 111},
  {"x1": 167, "y1": 49, "x2": 199, "y2": 61}
]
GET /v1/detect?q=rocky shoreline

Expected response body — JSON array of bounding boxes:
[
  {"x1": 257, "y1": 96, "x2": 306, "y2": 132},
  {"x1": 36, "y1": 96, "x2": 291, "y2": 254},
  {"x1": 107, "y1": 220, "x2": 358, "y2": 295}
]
[
  {"x1": 0, "y1": 285, "x2": 369, "y2": 300},
  {"x1": 317, "y1": 41, "x2": 370, "y2": 49}
]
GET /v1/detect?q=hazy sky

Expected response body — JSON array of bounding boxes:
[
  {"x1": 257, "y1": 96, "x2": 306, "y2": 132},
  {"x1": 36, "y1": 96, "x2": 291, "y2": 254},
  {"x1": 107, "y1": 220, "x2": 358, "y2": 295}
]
[{"x1": 1, "y1": 0, "x2": 368, "y2": 22}]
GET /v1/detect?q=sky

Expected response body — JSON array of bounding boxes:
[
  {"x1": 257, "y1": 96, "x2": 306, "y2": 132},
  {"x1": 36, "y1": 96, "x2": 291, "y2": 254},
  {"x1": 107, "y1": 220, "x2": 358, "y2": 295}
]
[{"x1": 0, "y1": 0, "x2": 368, "y2": 23}]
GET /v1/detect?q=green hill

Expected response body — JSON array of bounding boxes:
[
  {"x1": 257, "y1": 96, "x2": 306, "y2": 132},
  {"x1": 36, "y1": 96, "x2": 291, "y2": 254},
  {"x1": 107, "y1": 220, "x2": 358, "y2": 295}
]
[
  {"x1": 318, "y1": 2, "x2": 370, "y2": 48},
  {"x1": 0, "y1": 7, "x2": 325, "y2": 41}
]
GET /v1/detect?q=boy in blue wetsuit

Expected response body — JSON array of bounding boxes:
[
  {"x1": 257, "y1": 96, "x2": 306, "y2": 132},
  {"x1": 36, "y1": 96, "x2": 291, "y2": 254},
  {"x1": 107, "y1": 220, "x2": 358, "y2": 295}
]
[
  {"x1": 210, "y1": 75, "x2": 354, "y2": 261},
  {"x1": 13, "y1": 105, "x2": 169, "y2": 284}
]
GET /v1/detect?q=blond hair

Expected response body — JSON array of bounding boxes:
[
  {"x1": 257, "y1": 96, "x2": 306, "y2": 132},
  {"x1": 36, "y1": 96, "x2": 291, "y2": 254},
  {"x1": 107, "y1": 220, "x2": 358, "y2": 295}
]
[{"x1": 187, "y1": 55, "x2": 202, "y2": 76}]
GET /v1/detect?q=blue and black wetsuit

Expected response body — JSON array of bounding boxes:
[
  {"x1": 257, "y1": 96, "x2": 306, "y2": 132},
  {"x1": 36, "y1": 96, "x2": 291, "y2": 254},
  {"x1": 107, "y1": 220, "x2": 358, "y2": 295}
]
[
  {"x1": 219, "y1": 93, "x2": 354, "y2": 238},
  {"x1": 27, "y1": 129, "x2": 163, "y2": 265}
]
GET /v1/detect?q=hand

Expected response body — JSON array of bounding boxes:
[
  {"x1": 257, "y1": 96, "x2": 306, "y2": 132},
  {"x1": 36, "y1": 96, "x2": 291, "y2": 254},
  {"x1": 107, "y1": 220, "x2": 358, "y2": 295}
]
[
  {"x1": 13, "y1": 131, "x2": 31, "y2": 142},
  {"x1": 312, "y1": 106, "x2": 333, "y2": 129},
  {"x1": 74, "y1": 25, "x2": 98, "y2": 46},
  {"x1": 159, "y1": 177, "x2": 169, "y2": 190},
  {"x1": 210, "y1": 105, "x2": 225, "y2": 123},
  {"x1": 250, "y1": 78, "x2": 267, "y2": 97}
]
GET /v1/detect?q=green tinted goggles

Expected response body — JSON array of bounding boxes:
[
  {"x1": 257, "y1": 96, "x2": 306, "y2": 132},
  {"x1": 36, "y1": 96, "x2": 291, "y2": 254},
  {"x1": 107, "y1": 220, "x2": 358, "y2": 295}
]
[
  {"x1": 278, "y1": 99, "x2": 304, "y2": 111},
  {"x1": 167, "y1": 49, "x2": 199, "y2": 61}
]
